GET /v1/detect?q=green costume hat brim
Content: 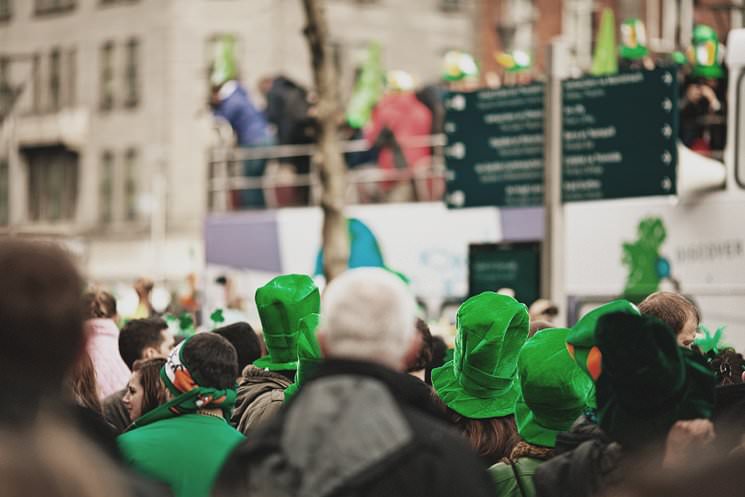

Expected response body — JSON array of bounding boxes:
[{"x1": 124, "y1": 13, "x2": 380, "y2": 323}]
[
  {"x1": 431, "y1": 365, "x2": 520, "y2": 419},
  {"x1": 432, "y1": 292, "x2": 529, "y2": 419},
  {"x1": 619, "y1": 45, "x2": 649, "y2": 60}
]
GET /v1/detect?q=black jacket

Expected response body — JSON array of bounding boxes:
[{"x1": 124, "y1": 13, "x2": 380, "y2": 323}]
[{"x1": 213, "y1": 359, "x2": 495, "y2": 497}]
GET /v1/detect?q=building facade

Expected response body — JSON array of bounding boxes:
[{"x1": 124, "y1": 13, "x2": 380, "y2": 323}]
[{"x1": 0, "y1": 0, "x2": 474, "y2": 285}]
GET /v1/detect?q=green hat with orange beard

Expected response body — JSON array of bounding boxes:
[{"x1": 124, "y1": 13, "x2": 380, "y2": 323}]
[{"x1": 566, "y1": 300, "x2": 640, "y2": 408}]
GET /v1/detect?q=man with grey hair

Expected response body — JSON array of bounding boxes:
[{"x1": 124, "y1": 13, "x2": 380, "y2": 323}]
[{"x1": 214, "y1": 268, "x2": 495, "y2": 497}]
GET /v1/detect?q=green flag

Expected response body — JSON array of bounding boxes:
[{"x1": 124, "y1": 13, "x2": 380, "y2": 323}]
[
  {"x1": 591, "y1": 8, "x2": 618, "y2": 76},
  {"x1": 346, "y1": 42, "x2": 385, "y2": 129},
  {"x1": 211, "y1": 35, "x2": 238, "y2": 87}
]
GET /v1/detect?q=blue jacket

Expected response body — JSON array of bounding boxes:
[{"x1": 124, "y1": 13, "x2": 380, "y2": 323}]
[{"x1": 213, "y1": 82, "x2": 272, "y2": 146}]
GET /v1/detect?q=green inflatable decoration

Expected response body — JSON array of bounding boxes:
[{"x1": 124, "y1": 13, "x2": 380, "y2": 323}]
[
  {"x1": 591, "y1": 8, "x2": 618, "y2": 76},
  {"x1": 346, "y1": 42, "x2": 385, "y2": 129}
]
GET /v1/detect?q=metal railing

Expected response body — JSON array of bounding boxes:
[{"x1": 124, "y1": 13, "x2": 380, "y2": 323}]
[{"x1": 207, "y1": 133, "x2": 448, "y2": 211}]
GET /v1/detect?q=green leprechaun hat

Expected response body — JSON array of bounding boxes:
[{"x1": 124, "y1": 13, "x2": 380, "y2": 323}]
[
  {"x1": 432, "y1": 292, "x2": 529, "y2": 419},
  {"x1": 688, "y1": 24, "x2": 724, "y2": 79},
  {"x1": 515, "y1": 328, "x2": 594, "y2": 448},
  {"x1": 567, "y1": 300, "x2": 640, "y2": 408},
  {"x1": 595, "y1": 312, "x2": 715, "y2": 450},
  {"x1": 619, "y1": 18, "x2": 649, "y2": 61},
  {"x1": 253, "y1": 274, "x2": 320, "y2": 372},
  {"x1": 284, "y1": 313, "x2": 322, "y2": 401}
]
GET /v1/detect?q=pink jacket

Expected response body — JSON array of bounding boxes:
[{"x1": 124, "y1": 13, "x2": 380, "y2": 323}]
[{"x1": 85, "y1": 318, "x2": 131, "y2": 399}]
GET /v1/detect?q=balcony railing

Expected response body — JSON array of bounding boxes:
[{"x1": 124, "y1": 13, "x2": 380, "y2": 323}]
[{"x1": 207, "y1": 134, "x2": 448, "y2": 212}]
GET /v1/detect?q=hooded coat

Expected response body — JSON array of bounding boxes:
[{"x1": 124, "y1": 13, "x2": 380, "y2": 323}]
[
  {"x1": 214, "y1": 359, "x2": 496, "y2": 497},
  {"x1": 230, "y1": 365, "x2": 292, "y2": 435}
]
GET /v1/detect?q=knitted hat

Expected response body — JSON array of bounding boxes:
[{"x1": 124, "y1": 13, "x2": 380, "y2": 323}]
[
  {"x1": 253, "y1": 274, "x2": 320, "y2": 372},
  {"x1": 596, "y1": 312, "x2": 715, "y2": 450},
  {"x1": 619, "y1": 18, "x2": 649, "y2": 60},
  {"x1": 567, "y1": 300, "x2": 640, "y2": 382},
  {"x1": 432, "y1": 292, "x2": 529, "y2": 419},
  {"x1": 515, "y1": 328, "x2": 593, "y2": 448},
  {"x1": 284, "y1": 313, "x2": 322, "y2": 401},
  {"x1": 688, "y1": 24, "x2": 724, "y2": 79}
]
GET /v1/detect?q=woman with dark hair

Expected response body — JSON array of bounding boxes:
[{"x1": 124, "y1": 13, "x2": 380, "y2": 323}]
[
  {"x1": 432, "y1": 292, "x2": 528, "y2": 466},
  {"x1": 83, "y1": 289, "x2": 130, "y2": 399},
  {"x1": 123, "y1": 358, "x2": 168, "y2": 424},
  {"x1": 69, "y1": 352, "x2": 103, "y2": 415}
]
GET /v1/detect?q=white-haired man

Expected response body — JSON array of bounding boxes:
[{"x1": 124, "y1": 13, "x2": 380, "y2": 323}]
[{"x1": 214, "y1": 268, "x2": 495, "y2": 497}]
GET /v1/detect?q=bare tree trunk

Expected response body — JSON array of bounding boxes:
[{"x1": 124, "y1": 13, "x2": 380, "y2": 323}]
[{"x1": 301, "y1": 0, "x2": 349, "y2": 282}]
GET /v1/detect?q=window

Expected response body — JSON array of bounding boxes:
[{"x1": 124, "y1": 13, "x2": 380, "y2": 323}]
[
  {"x1": 0, "y1": 0, "x2": 11, "y2": 21},
  {"x1": 0, "y1": 158, "x2": 8, "y2": 225},
  {"x1": 736, "y1": 68, "x2": 745, "y2": 189},
  {"x1": 34, "y1": 0, "x2": 76, "y2": 16},
  {"x1": 32, "y1": 54, "x2": 41, "y2": 114},
  {"x1": 25, "y1": 145, "x2": 78, "y2": 223},
  {"x1": 439, "y1": 0, "x2": 462, "y2": 12},
  {"x1": 100, "y1": 42, "x2": 114, "y2": 111},
  {"x1": 49, "y1": 48, "x2": 61, "y2": 112},
  {"x1": 124, "y1": 148, "x2": 138, "y2": 221},
  {"x1": 100, "y1": 0, "x2": 139, "y2": 5},
  {"x1": 66, "y1": 48, "x2": 76, "y2": 107},
  {"x1": 0, "y1": 57, "x2": 12, "y2": 120},
  {"x1": 100, "y1": 151, "x2": 114, "y2": 224},
  {"x1": 124, "y1": 39, "x2": 140, "y2": 108}
]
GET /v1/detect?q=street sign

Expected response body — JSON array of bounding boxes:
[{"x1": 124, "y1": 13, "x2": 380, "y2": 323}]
[
  {"x1": 468, "y1": 242, "x2": 541, "y2": 306},
  {"x1": 562, "y1": 67, "x2": 679, "y2": 201},
  {"x1": 445, "y1": 84, "x2": 545, "y2": 208}
]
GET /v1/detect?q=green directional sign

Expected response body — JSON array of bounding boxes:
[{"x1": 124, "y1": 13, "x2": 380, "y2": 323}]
[
  {"x1": 444, "y1": 84, "x2": 545, "y2": 208},
  {"x1": 562, "y1": 67, "x2": 678, "y2": 201}
]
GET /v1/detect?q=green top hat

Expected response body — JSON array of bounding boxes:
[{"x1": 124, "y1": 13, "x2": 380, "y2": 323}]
[
  {"x1": 515, "y1": 328, "x2": 593, "y2": 448},
  {"x1": 284, "y1": 313, "x2": 322, "y2": 401},
  {"x1": 595, "y1": 312, "x2": 715, "y2": 450},
  {"x1": 432, "y1": 292, "x2": 529, "y2": 419},
  {"x1": 619, "y1": 18, "x2": 649, "y2": 60},
  {"x1": 253, "y1": 274, "x2": 320, "y2": 372},
  {"x1": 688, "y1": 24, "x2": 724, "y2": 79},
  {"x1": 567, "y1": 300, "x2": 639, "y2": 408}
]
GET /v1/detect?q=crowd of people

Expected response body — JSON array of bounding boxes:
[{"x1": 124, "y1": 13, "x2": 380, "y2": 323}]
[{"x1": 4, "y1": 238, "x2": 745, "y2": 497}]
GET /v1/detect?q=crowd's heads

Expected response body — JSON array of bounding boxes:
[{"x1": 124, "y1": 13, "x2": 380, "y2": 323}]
[
  {"x1": 118, "y1": 318, "x2": 173, "y2": 370},
  {"x1": 181, "y1": 333, "x2": 239, "y2": 391},
  {"x1": 0, "y1": 240, "x2": 85, "y2": 404},
  {"x1": 432, "y1": 292, "x2": 529, "y2": 419},
  {"x1": 123, "y1": 358, "x2": 167, "y2": 422},
  {"x1": 639, "y1": 292, "x2": 700, "y2": 348},
  {"x1": 515, "y1": 328, "x2": 593, "y2": 448},
  {"x1": 68, "y1": 352, "x2": 102, "y2": 414},
  {"x1": 595, "y1": 312, "x2": 715, "y2": 450},
  {"x1": 529, "y1": 299, "x2": 559, "y2": 324},
  {"x1": 82, "y1": 290, "x2": 117, "y2": 320},
  {"x1": 318, "y1": 268, "x2": 417, "y2": 370},
  {"x1": 406, "y1": 318, "x2": 434, "y2": 374},
  {"x1": 254, "y1": 274, "x2": 320, "y2": 372},
  {"x1": 212, "y1": 322, "x2": 262, "y2": 374}
]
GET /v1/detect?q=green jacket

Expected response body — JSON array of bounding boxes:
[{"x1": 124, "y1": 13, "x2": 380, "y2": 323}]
[
  {"x1": 489, "y1": 457, "x2": 542, "y2": 497},
  {"x1": 118, "y1": 414, "x2": 245, "y2": 497}
]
